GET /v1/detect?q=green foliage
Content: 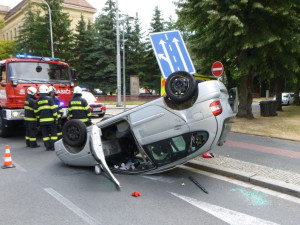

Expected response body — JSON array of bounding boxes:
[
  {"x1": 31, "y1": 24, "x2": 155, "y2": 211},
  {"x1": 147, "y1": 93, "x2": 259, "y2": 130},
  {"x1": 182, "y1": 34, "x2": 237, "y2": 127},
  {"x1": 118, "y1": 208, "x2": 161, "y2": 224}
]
[
  {"x1": 176, "y1": 0, "x2": 300, "y2": 117},
  {"x1": 0, "y1": 40, "x2": 16, "y2": 59},
  {"x1": 0, "y1": 18, "x2": 5, "y2": 29},
  {"x1": 16, "y1": 0, "x2": 72, "y2": 60}
]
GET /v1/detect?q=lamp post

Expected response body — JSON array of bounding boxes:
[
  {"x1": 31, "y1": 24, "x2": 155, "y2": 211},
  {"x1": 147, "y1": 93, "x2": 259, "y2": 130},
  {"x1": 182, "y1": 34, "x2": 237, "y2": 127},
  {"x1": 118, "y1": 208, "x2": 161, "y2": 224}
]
[
  {"x1": 121, "y1": 17, "x2": 134, "y2": 112},
  {"x1": 116, "y1": 0, "x2": 121, "y2": 107},
  {"x1": 41, "y1": 0, "x2": 54, "y2": 58}
]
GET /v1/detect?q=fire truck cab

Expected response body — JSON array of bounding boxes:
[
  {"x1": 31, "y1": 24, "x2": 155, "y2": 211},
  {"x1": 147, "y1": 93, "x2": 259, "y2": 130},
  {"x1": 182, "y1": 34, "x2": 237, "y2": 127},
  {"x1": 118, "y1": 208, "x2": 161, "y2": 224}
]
[{"x1": 0, "y1": 55, "x2": 76, "y2": 137}]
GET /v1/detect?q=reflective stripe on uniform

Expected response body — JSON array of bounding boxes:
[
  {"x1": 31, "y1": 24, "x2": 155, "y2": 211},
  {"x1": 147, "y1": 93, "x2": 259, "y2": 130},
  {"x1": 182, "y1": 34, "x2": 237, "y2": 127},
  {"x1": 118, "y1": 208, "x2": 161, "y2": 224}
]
[
  {"x1": 29, "y1": 137, "x2": 37, "y2": 141},
  {"x1": 37, "y1": 105, "x2": 53, "y2": 112},
  {"x1": 78, "y1": 118, "x2": 89, "y2": 122},
  {"x1": 43, "y1": 137, "x2": 50, "y2": 141},
  {"x1": 40, "y1": 118, "x2": 55, "y2": 122},
  {"x1": 57, "y1": 132, "x2": 62, "y2": 136},
  {"x1": 24, "y1": 106, "x2": 35, "y2": 111},
  {"x1": 70, "y1": 101, "x2": 82, "y2": 105},
  {"x1": 69, "y1": 106, "x2": 86, "y2": 111},
  {"x1": 38, "y1": 100, "x2": 48, "y2": 105},
  {"x1": 50, "y1": 136, "x2": 58, "y2": 140},
  {"x1": 87, "y1": 112, "x2": 91, "y2": 117},
  {"x1": 24, "y1": 117, "x2": 37, "y2": 121}
]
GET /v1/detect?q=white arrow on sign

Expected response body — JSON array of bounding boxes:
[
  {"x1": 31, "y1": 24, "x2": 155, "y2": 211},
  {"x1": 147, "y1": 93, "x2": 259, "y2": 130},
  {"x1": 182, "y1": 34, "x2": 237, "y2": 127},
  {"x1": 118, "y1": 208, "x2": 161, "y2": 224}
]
[
  {"x1": 159, "y1": 39, "x2": 174, "y2": 73},
  {"x1": 173, "y1": 37, "x2": 188, "y2": 71}
]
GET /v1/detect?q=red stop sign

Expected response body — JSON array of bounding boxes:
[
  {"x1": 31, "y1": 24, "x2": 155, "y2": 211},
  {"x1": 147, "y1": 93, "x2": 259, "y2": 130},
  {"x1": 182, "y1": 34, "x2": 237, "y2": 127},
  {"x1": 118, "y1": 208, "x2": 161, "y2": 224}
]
[{"x1": 211, "y1": 61, "x2": 224, "y2": 77}]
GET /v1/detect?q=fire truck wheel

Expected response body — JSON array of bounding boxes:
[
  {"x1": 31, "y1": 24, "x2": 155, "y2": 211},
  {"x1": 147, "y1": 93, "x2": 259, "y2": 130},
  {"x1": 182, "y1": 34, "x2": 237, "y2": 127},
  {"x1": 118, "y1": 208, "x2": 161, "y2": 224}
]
[
  {"x1": 0, "y1": 112, "x2": 11, "y2": 137},
  {"x1": 62, "y1": 120, "x2": 87, "y2": 147},
  {"x1": 165, "y1": 71, "x2": 196, "y2": 103}
]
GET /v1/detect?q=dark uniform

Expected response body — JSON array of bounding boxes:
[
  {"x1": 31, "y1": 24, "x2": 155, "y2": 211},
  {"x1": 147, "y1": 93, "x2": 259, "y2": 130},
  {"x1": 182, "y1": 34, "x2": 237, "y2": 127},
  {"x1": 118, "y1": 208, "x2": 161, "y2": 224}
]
[
  {"x1": 48, "y1": 87, "x2": 63, "y2": 139},
  {"x1": 24, "y1": 92, "x2": 39, "y2": 148},
  {"x1": 37, "y1": 92, "x2": 58, "y2": 151},
  {"x1": 68, "y1": 94, "x2": 92, "y2": 126},
  {"x1": 53, "y1": 96, "x2": 63, "y2": 139}
]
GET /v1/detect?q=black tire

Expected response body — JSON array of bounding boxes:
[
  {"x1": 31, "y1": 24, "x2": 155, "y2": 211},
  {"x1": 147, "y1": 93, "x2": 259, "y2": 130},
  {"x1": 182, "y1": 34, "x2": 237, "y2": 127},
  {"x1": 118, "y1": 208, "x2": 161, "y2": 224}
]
[
  {"x1": 62, "y1": 120, "x2": 87, "y2": 147},
  {"x1": 165, "y1": 71, "x2": 196, "y2": 103},
  {"x1": 98, "y1": 113, "x2": 105, "y2": 118},
  {"x1": 0, "y1": 111, "x2": 11, "y2": 137}
]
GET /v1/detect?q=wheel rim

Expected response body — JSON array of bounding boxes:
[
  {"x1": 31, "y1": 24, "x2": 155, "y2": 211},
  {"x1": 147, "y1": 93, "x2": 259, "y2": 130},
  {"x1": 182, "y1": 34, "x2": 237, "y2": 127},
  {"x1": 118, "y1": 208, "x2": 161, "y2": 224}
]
[
  {"x1": 171, "y1": 77, "x2": 188, "y2": 94},
  {"x1": 67, "y1": 125, "x2": 80, "y2": 141}
]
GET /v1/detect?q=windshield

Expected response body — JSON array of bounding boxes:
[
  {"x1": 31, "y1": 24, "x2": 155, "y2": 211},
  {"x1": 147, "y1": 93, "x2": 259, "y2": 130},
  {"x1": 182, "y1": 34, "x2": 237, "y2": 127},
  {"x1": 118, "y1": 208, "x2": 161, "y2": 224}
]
[
  {"x1": 7, "y1": 62, "x2": 70, "y2": 83},
  {"x1": 82, "y1": 92, "x2": 97, "y2": 104}
]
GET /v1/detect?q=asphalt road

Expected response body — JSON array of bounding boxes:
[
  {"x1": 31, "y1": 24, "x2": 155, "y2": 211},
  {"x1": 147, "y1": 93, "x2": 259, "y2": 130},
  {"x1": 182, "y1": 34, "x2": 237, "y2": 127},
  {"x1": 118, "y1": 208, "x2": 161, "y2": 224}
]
[
  {"x1": 1, "y1": 134, "x2": 300, "y2": 225},
  {"x1": 213, "y1": 132, "x2": 300, "y2": 174}
]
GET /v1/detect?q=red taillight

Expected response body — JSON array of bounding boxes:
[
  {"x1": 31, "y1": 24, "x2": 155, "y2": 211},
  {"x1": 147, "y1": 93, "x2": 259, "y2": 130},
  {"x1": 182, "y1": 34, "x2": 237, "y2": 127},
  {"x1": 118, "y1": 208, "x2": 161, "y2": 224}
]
[{"x1": 210, "y1": 100, "x2": 222, "y2": 116}]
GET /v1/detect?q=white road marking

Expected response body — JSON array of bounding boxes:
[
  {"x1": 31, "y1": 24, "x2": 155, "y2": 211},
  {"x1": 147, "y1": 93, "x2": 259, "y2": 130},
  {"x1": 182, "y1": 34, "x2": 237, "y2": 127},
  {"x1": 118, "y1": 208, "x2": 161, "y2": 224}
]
[
  {"x1": 170, "y1": 192, "x2": 279, "y2": 225},
  {"x1": 180, "y1": 165, "x2": 300, "y2": 205},
  {"x1": 44, "y1": 188, "x2": 100, "y2": 225}
]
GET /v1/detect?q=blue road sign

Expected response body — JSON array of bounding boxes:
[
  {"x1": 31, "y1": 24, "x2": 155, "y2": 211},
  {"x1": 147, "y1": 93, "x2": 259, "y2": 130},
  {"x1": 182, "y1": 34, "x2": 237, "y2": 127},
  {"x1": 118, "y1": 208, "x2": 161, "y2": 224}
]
[{"x1": 149, "y1": 30, "x2": 196, "y2": 79}]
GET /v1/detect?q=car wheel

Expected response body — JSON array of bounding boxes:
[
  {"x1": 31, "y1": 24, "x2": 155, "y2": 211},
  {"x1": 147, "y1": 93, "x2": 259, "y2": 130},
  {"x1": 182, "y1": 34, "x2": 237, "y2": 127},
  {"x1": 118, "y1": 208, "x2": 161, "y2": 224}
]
[
  {"x1": 98, "y1": 113, "x2": 105, "y2": 118},
  {"x1": 165, "y1": 71, "x2": 196, "y2": 103},
  {"x1": 62, "y1": 120, "x2": 87, "y2": 147}
]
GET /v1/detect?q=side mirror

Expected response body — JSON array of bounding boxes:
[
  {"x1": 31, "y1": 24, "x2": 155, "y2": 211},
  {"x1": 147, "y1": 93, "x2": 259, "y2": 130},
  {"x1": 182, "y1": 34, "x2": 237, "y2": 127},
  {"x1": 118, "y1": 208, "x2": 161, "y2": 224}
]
[{"x1": 71, "y1": 68, "x2": 76, "y2": 80}]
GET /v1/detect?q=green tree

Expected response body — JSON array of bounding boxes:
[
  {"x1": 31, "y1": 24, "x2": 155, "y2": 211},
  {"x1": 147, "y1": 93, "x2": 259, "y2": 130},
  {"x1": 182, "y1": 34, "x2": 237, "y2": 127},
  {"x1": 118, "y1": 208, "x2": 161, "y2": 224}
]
[
  {"x1": 87, "y1": 0, "x2": 116, "y2": 93},
  {"x1": 0, "y1": 40, "x2": 16, "y2": 59},
  {"x1": 0, "y1": 18, "x2": 5, "y2": 29},
  {"x1": 16, "y1": 0, "x2": 72, "y2": 60},
  {"x1": 125, "y1": 14, "x2": 147, "y2": 94},
  {"x1": 177, "y1": 0, "x2": 299, "y2": 118},
  {"x1": 142, "y1": 6, "x2": 166, "y2": 94}
]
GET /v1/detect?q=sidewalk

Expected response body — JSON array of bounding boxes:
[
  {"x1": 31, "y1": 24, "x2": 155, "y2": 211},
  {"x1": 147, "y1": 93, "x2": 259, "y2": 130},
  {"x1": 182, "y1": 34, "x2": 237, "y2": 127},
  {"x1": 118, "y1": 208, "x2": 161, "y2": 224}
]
[{"x1": 104, "y1": 105, "x2": 300, "y2": 197}]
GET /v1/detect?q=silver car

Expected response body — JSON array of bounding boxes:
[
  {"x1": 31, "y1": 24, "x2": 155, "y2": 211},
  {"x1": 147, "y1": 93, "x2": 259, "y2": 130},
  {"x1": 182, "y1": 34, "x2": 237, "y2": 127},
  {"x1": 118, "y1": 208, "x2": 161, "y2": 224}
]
[{"x1": 55, "y1": 71, "x2": 233, "y2": 188}]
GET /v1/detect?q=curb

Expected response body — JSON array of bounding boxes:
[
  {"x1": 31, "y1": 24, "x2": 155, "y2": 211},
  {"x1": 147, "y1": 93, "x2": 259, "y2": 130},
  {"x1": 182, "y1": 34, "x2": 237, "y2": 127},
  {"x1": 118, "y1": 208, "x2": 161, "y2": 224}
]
[{"x1": 186, "y1": 160, "x2": 300, "y2": 198}]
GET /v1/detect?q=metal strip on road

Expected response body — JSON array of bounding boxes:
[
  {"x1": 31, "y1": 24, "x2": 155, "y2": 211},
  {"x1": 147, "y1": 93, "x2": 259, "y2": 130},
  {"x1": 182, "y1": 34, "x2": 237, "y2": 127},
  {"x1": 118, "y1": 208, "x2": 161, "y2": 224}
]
[
  {"x1": 44, "y1": 188, "x2": 100, "y2": 225},
  {"x1": 170, "y1": 192, "x2": 279, "y2": 225},
  {"x1": 181, "y1": 165, "x2": 300, "y2": 205}
]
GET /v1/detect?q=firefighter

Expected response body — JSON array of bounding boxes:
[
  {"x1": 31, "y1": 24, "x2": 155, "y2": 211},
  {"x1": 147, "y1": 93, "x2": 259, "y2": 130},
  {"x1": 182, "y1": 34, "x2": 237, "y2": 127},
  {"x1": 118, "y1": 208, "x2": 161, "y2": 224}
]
[
  {"x1": 37, "y1": 85, "x2": 58, "y2": 151},
  {"x1": 48, "y1": 86, "x2": 63, "y2": 139},
  {"x1": 67, "y1": 86, "x2": 92, "y2": 126},
  {"x1": 24, "y1": 86, "x2": 40, "y2": 148}
]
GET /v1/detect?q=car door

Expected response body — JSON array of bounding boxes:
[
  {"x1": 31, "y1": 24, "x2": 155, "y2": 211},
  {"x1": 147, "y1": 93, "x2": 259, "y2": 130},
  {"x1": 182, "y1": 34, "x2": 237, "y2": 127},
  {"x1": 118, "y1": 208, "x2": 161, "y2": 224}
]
[{"x1": 129, "y1": 105, "x2": 189, "y2": 146}]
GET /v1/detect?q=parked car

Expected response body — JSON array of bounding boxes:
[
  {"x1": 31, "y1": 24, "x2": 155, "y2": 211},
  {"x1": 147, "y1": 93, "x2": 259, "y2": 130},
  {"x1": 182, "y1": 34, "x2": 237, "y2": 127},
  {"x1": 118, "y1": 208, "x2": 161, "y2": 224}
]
[
  {"x1": 55, "y1": 71, "x2": 233, "y2": 188},
  {"x1": 273, "y1": 92, "x2": 294, "y2": 105},
  {"x1": 82, "y1": 91, "x2": 106, "y2": 117}
]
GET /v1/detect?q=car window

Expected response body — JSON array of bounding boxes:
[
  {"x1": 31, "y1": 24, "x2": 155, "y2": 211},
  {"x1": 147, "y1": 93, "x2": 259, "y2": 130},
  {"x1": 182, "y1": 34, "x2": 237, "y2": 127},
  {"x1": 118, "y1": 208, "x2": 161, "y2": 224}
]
[
  {"x1": 282, "y1": 94, "x2": 289, "y2": 98},
  {"x1": 144, "y1": 131, "x2": 208, "y2": 166},
  {"x1": 82, "y1": 92, "x2": 97, "y2": 104}
]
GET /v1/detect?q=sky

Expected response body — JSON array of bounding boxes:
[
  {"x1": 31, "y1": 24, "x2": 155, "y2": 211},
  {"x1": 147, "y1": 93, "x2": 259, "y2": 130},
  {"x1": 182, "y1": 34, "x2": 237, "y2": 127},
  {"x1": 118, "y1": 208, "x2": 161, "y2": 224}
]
[{"x1": 2, "y1": 0, "x2": 178, "y2": 32}]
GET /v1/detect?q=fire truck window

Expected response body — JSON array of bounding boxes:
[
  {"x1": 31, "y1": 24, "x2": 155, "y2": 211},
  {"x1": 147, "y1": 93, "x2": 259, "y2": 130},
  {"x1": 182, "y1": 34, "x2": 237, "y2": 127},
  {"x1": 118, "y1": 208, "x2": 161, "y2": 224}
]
[{"x1": 0, "y1": 65, "x2": 5, "y2": 82}]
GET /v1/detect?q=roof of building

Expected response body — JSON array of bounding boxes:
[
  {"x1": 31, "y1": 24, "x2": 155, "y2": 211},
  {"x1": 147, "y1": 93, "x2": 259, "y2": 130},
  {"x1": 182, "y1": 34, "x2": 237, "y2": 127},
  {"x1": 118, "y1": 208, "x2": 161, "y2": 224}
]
[{"x1": 4, "y1": 0, "x2": 96, "y2": 20}]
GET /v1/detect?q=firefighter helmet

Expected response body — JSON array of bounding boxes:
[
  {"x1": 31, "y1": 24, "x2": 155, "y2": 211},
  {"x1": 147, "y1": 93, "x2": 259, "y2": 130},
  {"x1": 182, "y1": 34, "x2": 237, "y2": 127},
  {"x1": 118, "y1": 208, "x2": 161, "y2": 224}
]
[
  {"x1": 48, "y1": 86, "x2": 56, "y2": 93},
  {"x1": 73, "y1": 86, "x2": 82, "y2": 94},
  {"x1": 39, "y1": 85, "x2": 49, "y2": 94},
  {"x1": 27, "y1": 87, "x2": 37, "y2": 95}
]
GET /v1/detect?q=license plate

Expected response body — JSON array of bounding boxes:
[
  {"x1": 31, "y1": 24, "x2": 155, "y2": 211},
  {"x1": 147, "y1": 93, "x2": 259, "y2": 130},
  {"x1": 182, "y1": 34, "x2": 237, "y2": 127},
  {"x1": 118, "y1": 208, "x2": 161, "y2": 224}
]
[{"x1": 92, "y1": 107, "x2": 101, "y2": 112}]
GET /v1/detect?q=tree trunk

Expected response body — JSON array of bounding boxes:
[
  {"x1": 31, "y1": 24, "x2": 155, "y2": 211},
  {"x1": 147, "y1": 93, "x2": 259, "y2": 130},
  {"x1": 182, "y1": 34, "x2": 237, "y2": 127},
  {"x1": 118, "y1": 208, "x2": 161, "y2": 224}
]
[
  {"x1": 236, "y1": 67, "x2": 254, "y2": 119},
  {"x1": 274, "y1": 76, "x2": 283, "y2": 111},
  {"x1": 294, "y1": 78, "x2": 300, "y2": 106},
  {"x1": 225, "y1": 69, "x2": 234, "y2": 90}
]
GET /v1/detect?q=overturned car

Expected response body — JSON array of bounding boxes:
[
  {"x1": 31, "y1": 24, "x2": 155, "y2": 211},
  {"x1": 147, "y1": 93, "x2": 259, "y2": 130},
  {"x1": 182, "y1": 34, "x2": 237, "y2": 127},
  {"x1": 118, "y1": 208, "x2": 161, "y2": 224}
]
[{"x1": 55, "y1": 71, "x2": 233, "y2": 188}]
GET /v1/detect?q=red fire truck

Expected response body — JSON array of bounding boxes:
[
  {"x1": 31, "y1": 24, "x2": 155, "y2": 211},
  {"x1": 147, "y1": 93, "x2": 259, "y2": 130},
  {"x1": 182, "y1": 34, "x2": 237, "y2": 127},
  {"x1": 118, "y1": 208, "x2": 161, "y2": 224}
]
[{"x1": 0, "y1": 55, "x2": 76, "y2": 137}]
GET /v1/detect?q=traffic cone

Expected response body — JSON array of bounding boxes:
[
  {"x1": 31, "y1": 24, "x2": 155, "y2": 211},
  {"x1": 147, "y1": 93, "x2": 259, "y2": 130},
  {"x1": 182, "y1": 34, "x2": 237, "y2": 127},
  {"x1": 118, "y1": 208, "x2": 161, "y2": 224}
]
[{"x1": 2, "y1": 145, "x2": 16, "y2": 169}]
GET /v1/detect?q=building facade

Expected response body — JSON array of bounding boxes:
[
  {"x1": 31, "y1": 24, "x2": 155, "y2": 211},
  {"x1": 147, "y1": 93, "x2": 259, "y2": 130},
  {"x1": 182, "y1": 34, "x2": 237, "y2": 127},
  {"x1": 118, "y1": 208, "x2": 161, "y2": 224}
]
[{"x1": 0, "y1": 0, "x2": 96, "y2": 40}]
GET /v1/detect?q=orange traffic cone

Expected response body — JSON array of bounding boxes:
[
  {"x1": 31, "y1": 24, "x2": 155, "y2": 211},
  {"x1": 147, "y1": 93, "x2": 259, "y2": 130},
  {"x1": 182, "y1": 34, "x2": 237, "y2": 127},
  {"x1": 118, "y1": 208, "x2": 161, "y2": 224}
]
[{"x1": 2, "y1": 145, "x2": 16, "y2": 169}]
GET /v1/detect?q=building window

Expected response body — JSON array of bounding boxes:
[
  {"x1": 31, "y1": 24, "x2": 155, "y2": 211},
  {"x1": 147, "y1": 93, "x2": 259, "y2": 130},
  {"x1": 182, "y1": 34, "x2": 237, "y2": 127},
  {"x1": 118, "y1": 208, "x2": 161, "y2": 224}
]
[
  {"x1": 10, "y1": 31, "x2": 13, "y2": 40},
  {"x1": 15, "y1": 28, "x2": 17, "y2": 39}
]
